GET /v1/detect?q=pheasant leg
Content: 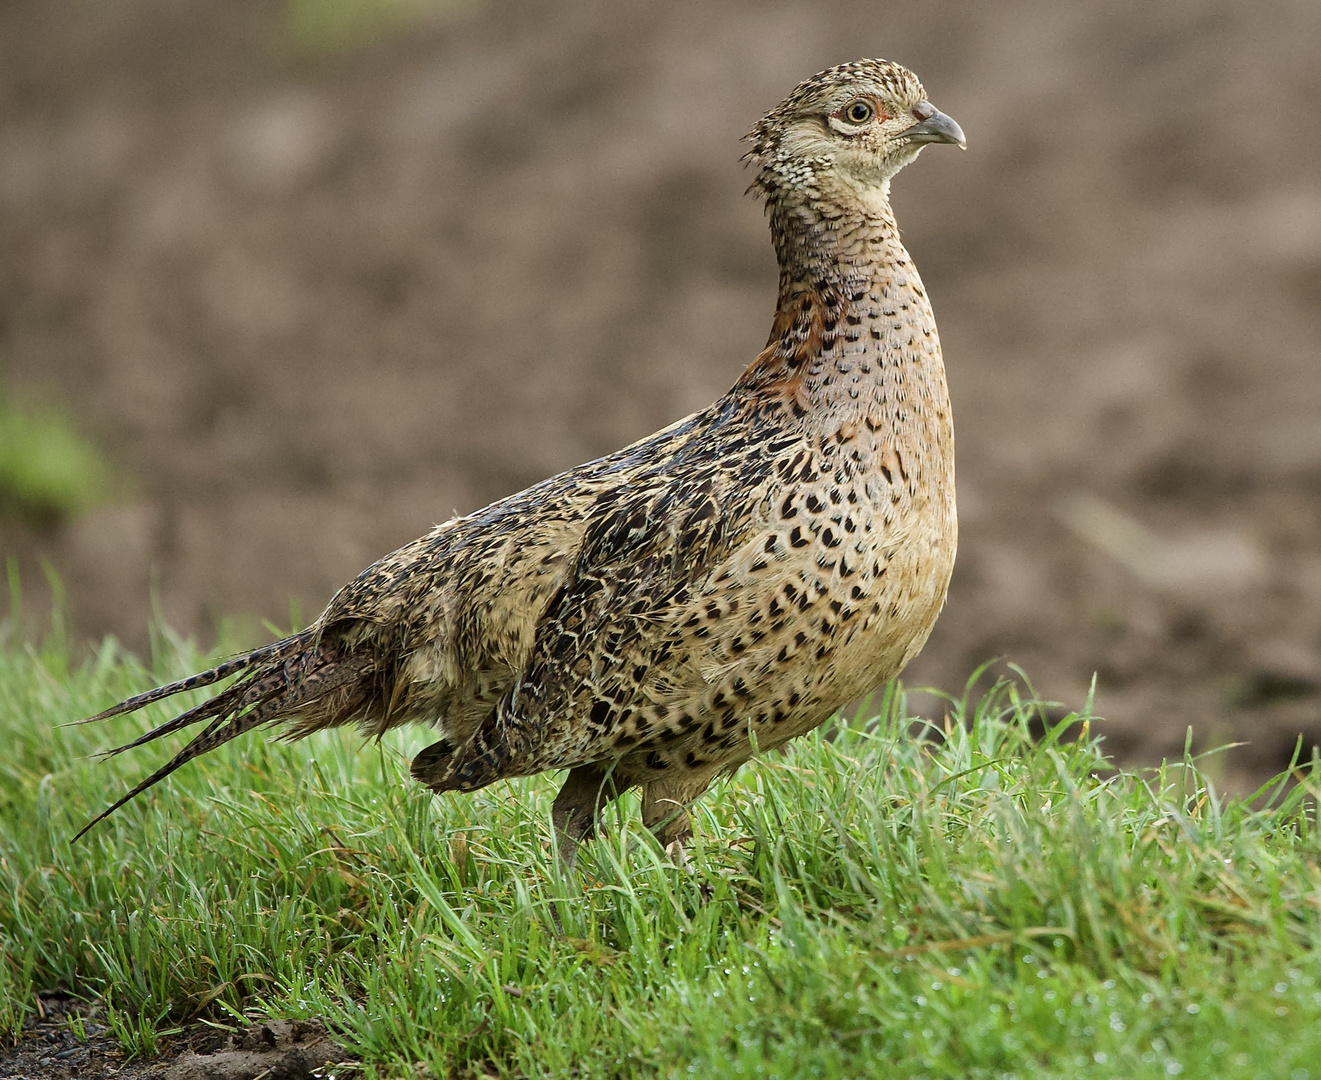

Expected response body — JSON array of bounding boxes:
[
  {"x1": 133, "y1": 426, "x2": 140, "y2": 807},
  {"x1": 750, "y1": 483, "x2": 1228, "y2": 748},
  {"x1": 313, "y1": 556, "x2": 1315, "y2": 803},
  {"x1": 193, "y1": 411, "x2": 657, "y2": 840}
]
[
  {"x1": 551, "y1": 764, "x2": 630, "y2": 869},
  {"x1": 641, "y1": 773, "x2": 718, "y2": 854}
]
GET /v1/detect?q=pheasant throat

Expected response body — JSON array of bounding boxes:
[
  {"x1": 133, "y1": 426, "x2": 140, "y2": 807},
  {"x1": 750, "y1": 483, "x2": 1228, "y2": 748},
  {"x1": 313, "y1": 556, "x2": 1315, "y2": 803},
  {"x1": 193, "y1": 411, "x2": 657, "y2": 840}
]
[{"x1": 735, "y1": 199, "x2": 944, "y2": 439}]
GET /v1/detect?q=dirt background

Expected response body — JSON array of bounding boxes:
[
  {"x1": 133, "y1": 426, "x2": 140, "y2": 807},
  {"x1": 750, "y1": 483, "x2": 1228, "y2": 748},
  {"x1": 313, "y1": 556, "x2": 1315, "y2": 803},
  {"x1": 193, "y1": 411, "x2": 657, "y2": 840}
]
[{"x1": 2, "y1": 0, "x2": 1320, "y2": 790}]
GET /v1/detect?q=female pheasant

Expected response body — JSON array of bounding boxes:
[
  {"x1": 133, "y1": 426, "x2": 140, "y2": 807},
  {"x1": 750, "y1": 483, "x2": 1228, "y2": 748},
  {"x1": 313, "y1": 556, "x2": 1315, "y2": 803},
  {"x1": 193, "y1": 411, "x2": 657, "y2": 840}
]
[{"x1": 77, "y1": 59, "x2": 966, "y2": 865}]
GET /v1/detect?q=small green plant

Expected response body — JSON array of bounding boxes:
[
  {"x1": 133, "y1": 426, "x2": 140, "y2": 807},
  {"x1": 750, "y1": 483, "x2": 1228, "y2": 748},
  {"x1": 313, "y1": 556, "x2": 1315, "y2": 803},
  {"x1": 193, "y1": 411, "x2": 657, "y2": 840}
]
[
  {"x1": 65, "y1": 1011, "x2": 86, "y2": 1042},
  {"x1": 103, "y1": 997, "x2": 180, "y2": 1060},
  {"x1": 279, "y1": 0, "x2": 476, "y2": 59},
  {"x1": 0, "y1": 388, "x2": 112, "y2": 525}
]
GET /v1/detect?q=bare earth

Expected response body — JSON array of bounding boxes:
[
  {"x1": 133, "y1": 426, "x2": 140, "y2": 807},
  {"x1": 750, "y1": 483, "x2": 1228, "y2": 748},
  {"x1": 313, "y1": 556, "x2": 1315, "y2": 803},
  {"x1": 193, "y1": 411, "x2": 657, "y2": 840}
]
[
  {"x1": 0, "y1": 993, "x2": 350, "y2": 1079},
  {"x1": 3, "y1": 2, "x2": 1320, "y2": 792}
]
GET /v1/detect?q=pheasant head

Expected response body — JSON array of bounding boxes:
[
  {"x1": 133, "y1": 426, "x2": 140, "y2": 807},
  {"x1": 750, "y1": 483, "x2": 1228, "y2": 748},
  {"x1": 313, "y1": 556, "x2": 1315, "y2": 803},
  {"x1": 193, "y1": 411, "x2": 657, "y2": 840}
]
[{"x1": 746, "y1": 59, "x2": 965, "y2": 215}]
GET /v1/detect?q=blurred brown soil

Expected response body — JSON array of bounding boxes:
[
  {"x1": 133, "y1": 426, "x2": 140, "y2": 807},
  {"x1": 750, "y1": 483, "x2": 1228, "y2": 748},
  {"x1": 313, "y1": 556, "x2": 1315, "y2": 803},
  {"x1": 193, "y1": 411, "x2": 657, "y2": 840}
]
[{"x1": 2, "y1": 0, "x2": 1320, "y2": 790}]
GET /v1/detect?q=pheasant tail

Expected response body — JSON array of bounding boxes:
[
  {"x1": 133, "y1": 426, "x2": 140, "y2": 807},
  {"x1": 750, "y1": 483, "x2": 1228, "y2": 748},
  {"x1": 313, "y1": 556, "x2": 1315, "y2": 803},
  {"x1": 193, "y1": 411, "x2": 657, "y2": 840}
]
[{"x1": 73, "y1": 631, "x2": 376, "y2": 840}]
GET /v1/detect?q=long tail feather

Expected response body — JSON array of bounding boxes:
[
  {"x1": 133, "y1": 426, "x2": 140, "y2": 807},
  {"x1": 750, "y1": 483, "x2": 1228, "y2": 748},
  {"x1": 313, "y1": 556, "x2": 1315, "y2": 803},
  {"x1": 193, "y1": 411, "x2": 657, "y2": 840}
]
[
  {"x1": 94, "y1": 682, "x2": 249, "y2": 758},
  {"x1": 73, "y1": 634, "x2": 378, "y2": 842},
  {"x1": 73, "y1": 710, "x2": 270, "y2": 842},
  {"x1": 67, "y1": 630, "x2": 316, "y2": 727}
]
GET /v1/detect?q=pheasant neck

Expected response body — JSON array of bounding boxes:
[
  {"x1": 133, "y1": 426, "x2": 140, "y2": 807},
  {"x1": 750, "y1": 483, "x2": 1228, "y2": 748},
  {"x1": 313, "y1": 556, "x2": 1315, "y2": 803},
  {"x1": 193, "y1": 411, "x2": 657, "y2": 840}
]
[
  {"x1": 736, "y1": 190, "x2": 952, "y2": 462},
  {"x1": 767, "y1": 183, "x2": 903, "y2": 293}
]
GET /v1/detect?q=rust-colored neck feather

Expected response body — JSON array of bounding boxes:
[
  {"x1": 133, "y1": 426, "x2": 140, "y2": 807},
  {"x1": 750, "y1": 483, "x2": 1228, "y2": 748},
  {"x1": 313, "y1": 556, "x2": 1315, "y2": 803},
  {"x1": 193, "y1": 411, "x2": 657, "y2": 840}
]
[{"x1": 735, "y1": 186, "x2": 951, "y2": 467}]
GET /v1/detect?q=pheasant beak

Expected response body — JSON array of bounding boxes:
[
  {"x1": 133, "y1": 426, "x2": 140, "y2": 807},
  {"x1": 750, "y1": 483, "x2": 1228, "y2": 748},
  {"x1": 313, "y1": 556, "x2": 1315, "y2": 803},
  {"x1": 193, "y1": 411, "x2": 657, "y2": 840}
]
[{"x1": 903, "y1": 103, "x2": 966, "y2": 150}]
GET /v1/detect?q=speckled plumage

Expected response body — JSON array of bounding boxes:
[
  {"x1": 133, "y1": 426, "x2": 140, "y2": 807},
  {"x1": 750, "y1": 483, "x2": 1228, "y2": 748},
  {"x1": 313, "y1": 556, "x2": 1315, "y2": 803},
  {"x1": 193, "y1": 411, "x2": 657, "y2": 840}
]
[{"x1": 77, "y1": 59, "x2": 966, "y2": 864}]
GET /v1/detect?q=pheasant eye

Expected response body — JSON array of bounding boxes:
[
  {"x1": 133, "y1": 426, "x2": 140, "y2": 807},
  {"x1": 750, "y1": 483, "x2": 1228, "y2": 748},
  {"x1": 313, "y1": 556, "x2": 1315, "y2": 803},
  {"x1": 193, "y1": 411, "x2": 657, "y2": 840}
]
[{"x1": 844, "y1": 101, "x2": 872, "y2": 124}]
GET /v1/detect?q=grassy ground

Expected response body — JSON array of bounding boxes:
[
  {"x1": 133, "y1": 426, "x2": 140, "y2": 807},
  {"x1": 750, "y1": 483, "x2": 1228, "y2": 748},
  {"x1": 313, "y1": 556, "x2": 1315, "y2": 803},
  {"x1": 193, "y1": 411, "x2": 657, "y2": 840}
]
[{"x1": 1, "y1": 629, "x2": 1319, "y2": 1079}]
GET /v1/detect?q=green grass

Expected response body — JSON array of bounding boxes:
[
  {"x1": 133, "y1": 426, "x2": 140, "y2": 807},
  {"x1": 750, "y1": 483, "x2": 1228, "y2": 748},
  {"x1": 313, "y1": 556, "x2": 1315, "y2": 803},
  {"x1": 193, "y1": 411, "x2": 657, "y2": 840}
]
[{"x1": 1, "y1": 633, "x2": 1319, "y2": 1078}]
